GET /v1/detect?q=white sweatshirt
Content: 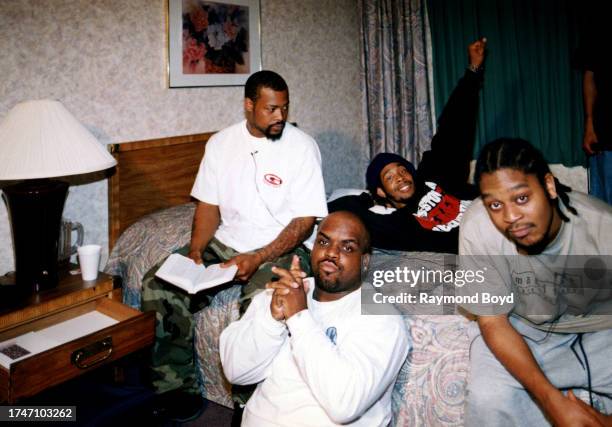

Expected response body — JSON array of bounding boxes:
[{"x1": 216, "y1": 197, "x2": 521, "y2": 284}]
[{"x1": 219, "y1": 283, "x2": 410, "y2": 427}]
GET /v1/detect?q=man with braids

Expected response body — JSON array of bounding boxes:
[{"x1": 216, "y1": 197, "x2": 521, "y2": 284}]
[
  {"x1": 459, "y1": 138, "x2": 612, "y2": 426},
  {"x1": 141, "y1": 70, "x2": 327, "y2": 421},
  {"x1": 328, "y1": 38, "x2": 486, "y2": 253}
]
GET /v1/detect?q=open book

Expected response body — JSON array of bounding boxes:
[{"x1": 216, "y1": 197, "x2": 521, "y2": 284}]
[{"x1": 155, "y1": 253, "x2": 238, "y2": 294}]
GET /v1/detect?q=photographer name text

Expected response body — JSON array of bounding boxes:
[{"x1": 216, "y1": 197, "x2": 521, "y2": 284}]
[{"x1": 371, "y1": 292, "x2": 514, "y2": 306}]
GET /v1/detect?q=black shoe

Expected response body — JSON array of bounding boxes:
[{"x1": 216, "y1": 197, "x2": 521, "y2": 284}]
[{"x1": 150, "y1": 390, "x2": 207, "y2": 422}]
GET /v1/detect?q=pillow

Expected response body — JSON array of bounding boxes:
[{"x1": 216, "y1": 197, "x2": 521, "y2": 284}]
[{"x1": 327, "y1": 188, "x2": 367, "y2": 202}]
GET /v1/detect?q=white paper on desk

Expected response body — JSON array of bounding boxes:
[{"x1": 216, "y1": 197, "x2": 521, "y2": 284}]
[
  {"x1": 37, "y1": 311, "x2": 118, "y2": 344},
  {"x1": 0, "y1": 332, "x2": 58, "y2": 369},
  {"x1": 0, "y1": 312, "x2": 118, "y2": 370}
]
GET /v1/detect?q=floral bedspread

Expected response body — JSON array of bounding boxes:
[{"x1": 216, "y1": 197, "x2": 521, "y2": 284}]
[
  {"x1": 369, "y1": 252, "x2": 471, "y2": 426},
  {"x1": 104, "y1": 205, "x2": 472, "y2": 425},
  {"x1": 104, "y1": 203, "x2": 196, "y2": 308}
]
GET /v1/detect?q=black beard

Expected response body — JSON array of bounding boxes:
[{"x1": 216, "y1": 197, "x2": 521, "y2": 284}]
[
  {"x1": 314, "y1": 275, "x2": 342, "y2": 293},
  {"x1": 314, "y1": 274, "x2": 361, "y2": 295},
  {"x1": 514, "y1": 198, "x2": 559, "y2": 255},
  {"x1": 519, "y1": 239, "x2": 550, "y2": 255},
  {"x1": 260, "y1": 122, "x2": 285, "y2": 141}
]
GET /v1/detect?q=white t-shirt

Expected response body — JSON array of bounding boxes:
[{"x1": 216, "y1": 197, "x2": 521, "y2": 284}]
[
  {"x1": 459, "y1": 191, "x2": 612, "y2": 332},
  {"x1": 220, "y1": 283, "x2": 409, "y2": 427},
  {"x1": 191, "y1": 121, "x2": 328, "y2": 252}
]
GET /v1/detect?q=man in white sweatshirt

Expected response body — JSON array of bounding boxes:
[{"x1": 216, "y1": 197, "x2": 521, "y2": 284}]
[{"x1": 220, "y1": 211, "x2": 409, "y2": 426}]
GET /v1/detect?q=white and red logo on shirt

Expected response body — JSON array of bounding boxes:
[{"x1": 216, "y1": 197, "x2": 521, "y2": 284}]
[
  {"x1": 264, "y1": 173, "x2": 283, "y2": 187},
  {"x1": 413, "y1": 182, "x2": 471, "y2": 232}
]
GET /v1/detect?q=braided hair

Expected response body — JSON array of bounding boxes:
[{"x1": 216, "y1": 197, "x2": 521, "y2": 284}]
[{"x1": 474, "y1": 138, "x2": 577, "y2": 222}]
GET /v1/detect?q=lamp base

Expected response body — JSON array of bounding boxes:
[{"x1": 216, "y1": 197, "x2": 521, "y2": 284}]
[
  {"x1": 2, "y1": 179, "x2": 69, "y2": 294},
  {"x1": 0, "y1": 271, "x2": 18, "y2": 308},
  {"x1": 0, "y1": 273, "x2": 21, "y2": 309}
]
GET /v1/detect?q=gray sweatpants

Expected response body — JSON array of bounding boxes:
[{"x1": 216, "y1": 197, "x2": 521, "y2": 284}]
[{"x1": 465, "y1": 316, "x2": 612, "y2": 426}]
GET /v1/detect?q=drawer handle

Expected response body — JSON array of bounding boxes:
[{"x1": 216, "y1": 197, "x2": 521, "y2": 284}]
[{"x1": 71, "y1": 336, "x2": 113, "y2": 369}]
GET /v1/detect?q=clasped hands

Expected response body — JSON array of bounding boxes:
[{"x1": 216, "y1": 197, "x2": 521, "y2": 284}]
[{"x1": 265, "y1": 255, "x2": 308, "y2": 321}]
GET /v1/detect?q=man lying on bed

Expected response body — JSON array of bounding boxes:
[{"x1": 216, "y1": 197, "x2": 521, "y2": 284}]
[
  {"x1": 329, "y1": 39, "x2": 486, "y2": 253},
  {"x1": 220, "y1": 211, "x2": 409, "y2": 427},
  {"x1": 140, "y1": 70, "x2": 327, "y2": 422}
]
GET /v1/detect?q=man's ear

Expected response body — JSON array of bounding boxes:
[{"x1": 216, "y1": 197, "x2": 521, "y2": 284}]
[
  {"x1": 376, "y1": 187, "x2": 387, "y2": 199},
  {"x1": 361, "y1": 253, "x2": 370, "y2": 273},
  {"x1": 244, "y1": 98, "x2": 254, "y2": 113},
  {"x1": 544, "y1": 173, "x2": 558, "y2": 200}
]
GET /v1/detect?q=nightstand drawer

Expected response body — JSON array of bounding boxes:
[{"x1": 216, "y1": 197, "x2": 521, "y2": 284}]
[{"x1": 0, "y1": 298, "x2": 154, "y2": 403}]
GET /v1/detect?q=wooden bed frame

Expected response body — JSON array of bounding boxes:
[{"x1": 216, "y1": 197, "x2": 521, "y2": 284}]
[{"x1": 108, "y1": 132, "x2": 215, "y2": 249}]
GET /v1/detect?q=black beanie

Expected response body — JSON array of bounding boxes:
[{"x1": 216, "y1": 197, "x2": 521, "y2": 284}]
[{"x1": 366, "y1": 153, "x2": 416, "y2": 193}]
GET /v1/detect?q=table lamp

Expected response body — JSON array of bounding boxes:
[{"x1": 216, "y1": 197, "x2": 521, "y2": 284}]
[{"x1": 0, "y1": 100, "x2": 117, "y2": 296}]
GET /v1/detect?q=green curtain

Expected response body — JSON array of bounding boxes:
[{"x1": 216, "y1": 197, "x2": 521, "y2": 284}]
[{"x1": 427, "y1": 0, "x2": 585, "y2": 166}]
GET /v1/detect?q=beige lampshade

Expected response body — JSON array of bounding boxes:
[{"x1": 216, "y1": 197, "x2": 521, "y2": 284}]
[{"x1": 0, "y1": 100, "x2": 116, "y2": 180}]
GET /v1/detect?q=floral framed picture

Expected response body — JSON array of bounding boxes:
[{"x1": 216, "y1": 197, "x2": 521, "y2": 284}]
[{"x1": 167, "y1": 0, "x2": 262, "y2": 87}]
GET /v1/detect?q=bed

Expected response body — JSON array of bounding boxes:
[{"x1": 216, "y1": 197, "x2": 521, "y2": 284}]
[{"x1": 103, "y1": 132, "x2": 472, "y2": 426}]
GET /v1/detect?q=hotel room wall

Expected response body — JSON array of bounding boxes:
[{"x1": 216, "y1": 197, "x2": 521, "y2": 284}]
[{"x1": 0, "y1": 0, "x2": 365, "y2": 274}]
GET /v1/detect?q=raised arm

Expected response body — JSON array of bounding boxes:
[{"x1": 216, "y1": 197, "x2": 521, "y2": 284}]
[
  {"x1": 431, "y1": 38, "x2": 486, "y2": 151},
  {"x1": 419, "y1": 38, "x2": 486, "y2": 189}
]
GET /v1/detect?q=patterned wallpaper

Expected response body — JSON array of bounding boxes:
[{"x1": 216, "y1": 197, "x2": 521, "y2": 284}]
[{"x1": 0, "y1": 0, "x2": 365, "y2": 274}]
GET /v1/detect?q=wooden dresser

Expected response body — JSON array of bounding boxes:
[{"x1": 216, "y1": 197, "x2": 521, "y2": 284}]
[{"x1": 0, "y1": 270, "x2": 154, "y2": 404}]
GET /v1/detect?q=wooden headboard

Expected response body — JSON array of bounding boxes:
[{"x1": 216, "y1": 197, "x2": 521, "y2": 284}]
[{"x1": 108, "y1": 132, "x2": 214, "y2": 249}]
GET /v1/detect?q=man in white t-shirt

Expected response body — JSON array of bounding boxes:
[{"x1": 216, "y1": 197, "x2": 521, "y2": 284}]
[
  {"x1": 220, "y1": 211, "x2": 409, "y2": 426},
  {"x1": 459, "y1": 138, "x2": 612, "y2": 426},
  {"x1": 141, "y1": 70, "x2": 328, "y2": 421}
]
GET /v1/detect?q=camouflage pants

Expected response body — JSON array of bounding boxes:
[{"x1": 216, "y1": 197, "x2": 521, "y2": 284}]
[{"x1": 141, "y1": 237, "x2": 311, "y2": 395}]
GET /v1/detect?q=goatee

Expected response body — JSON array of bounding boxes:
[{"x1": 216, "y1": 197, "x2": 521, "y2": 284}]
[{"x1": 265, "y1": 123, "x2": 285, "y2": 141}]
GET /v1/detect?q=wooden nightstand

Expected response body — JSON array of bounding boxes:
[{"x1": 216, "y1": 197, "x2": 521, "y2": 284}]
[{"x1": 0, "y1": 269, "x2": 154, "y2": 404}]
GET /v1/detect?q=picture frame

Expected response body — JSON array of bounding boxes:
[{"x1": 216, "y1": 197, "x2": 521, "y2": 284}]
[{"x1": 167, "y1": 0, "x2": 262, "y2": 87}]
